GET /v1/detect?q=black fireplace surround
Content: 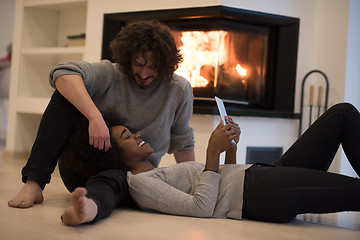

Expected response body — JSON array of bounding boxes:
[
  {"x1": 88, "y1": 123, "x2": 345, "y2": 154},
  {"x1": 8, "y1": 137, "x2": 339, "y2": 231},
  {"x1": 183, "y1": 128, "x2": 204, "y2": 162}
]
[{"x1": 102, "y1": 6, "x2": 300, "y2": 118}]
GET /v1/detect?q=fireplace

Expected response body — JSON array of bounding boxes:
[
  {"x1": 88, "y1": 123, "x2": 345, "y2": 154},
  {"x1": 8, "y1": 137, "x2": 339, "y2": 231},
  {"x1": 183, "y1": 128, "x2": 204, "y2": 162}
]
[{"x1": 102, "y1": 6, "x2": 300, "y2": 118}]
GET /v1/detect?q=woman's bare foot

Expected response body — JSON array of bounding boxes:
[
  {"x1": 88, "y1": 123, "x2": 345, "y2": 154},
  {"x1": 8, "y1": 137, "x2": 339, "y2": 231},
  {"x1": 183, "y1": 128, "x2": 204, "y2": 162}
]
[
  {"x1": 61, "y1": 187, "x2": 98, "y2": 226},
  {"x1": 8, "y1": 179, "x2": 44, "y2": 208}
]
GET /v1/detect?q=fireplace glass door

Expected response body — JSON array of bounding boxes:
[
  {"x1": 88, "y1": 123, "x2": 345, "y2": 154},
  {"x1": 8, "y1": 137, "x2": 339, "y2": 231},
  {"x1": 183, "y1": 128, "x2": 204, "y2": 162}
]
[{"x1": 173, "y1": 25, "x2": 269, "y2": 105}]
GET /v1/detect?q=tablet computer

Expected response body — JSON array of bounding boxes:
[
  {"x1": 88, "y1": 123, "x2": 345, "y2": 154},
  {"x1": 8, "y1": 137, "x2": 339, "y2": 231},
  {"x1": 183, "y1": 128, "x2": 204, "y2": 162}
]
[
  {"x1": 215, "y1": 96, "x2": 236, "y2": 144},
  {"x1": 215, "y1": 96, "x2": 227, "y2": 124}
]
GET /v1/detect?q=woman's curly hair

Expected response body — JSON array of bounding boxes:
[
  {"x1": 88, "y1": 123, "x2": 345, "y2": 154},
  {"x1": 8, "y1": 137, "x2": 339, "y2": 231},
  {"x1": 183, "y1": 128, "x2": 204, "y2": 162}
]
[
  {"x1": 60, "y1": 115, "x2": 128, "y2": 177},
  {"x1": 109, "y1": 20, "x2": 183, "y2": 83}
]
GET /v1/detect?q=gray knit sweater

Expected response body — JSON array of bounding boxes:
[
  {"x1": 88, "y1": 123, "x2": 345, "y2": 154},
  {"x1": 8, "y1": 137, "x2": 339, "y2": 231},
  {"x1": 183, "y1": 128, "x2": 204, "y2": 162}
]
[
  {"x1": 127, "y1": 161, "x2": 252, "y2": 219},
  {"x1": 49, "y1": 60, "x2": 194, "y2": 167}
]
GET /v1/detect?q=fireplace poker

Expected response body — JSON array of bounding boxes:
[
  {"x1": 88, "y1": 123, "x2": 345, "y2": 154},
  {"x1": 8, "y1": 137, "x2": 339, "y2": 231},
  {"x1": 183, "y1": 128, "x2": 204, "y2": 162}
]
[
  {"x1": 317, "y1": 86, "x2": 322, "y2": 118},
  {"x1": 309, "y1": 85, "x2": 314, "y2": 127}
]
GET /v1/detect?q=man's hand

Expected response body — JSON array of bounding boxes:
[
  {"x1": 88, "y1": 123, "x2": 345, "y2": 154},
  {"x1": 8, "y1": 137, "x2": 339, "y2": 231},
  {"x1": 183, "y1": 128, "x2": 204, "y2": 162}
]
[
  {"x1": 55, "y1": 75, "x2": 111, "y2": 151},
  {"x1": 88, "y1": 116, "x2": 111, "y2": 151}
]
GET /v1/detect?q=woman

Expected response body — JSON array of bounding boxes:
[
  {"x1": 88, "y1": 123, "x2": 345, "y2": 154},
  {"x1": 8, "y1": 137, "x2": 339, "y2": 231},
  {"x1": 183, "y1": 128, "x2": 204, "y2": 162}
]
[{"x1": 62, "y1": 103, "x2": 360, "y2": 226}]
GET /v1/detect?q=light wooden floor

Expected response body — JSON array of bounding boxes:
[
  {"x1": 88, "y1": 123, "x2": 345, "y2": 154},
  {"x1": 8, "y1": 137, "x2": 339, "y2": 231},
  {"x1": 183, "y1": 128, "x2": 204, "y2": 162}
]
[{"x1": 0, "y1": 139, "x2": 359, "y2": 240}]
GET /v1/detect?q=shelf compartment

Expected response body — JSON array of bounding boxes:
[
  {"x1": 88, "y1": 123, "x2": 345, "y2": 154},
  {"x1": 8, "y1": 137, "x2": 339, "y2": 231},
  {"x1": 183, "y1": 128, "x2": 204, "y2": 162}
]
[
  {"x1": 22, "y1": 1, "x2": 87, "y2": 48},
  {"x1": 19, "y1": 52, "x2": 83, "y2": 98},
  {"x1": 6, "y1": 0, "x2": 88, "y2": 154}
]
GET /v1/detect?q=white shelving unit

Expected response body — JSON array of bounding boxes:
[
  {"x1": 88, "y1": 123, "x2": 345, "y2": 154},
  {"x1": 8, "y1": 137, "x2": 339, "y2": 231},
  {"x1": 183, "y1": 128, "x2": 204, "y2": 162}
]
[{"x1": 6, "y1": 0, "x2": 87, "y2": 155}]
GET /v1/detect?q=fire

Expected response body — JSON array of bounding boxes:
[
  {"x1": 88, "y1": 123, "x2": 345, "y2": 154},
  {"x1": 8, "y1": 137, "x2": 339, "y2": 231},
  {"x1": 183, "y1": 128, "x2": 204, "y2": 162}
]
[
  {"x1": 235, "y1": 64, "x2": 247, "y2": 77},
  {"x1": 174, "y1": 30, "x2": 228, "y2": 87},
  {"x1": 235, "y1": 64, "x2": 248, "y2": 89},
  {"x1": 174, "y1": 30, "x2": 248, "y2": 89}
]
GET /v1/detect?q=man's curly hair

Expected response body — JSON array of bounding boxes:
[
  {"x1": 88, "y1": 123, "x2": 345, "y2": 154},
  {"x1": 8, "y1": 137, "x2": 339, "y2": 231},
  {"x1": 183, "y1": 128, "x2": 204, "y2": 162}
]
[{"x1": 109, "y1": 20, "x2": 183, "y2": 83}]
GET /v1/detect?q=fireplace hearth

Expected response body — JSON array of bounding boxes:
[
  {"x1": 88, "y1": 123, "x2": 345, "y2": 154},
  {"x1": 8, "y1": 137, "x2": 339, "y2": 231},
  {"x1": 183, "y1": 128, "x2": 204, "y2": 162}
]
[{"x1": 102, "y1": 6, "x2": 300, "y2": 118}]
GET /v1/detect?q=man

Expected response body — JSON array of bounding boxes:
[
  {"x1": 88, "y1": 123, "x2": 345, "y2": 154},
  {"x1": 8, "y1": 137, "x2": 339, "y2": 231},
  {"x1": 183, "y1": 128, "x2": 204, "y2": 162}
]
[{"x1": 8, "y1": 21, "x2": 195, "y2": 218}]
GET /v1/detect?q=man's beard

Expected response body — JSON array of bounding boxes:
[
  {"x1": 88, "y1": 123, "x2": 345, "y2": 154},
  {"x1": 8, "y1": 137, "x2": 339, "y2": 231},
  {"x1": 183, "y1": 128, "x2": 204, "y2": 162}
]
[{"x1": 134, "y1": 74, "x2": 158, "y2": 89}]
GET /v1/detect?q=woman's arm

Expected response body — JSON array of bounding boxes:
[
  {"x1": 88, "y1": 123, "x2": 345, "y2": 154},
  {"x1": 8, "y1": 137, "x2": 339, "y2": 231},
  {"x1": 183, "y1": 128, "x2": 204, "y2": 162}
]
[
  {"x1": 128, "y1": 170, "x2": 220, "y2": 218},
  {"x1": 224, "y1": 116, "x2": 241, "y2": 165},
  {"x1": 55, "y1": 75, "x2": 111, "y2": 151},
  {"x1": 225, "y1": 147, "x2": 237, "y2": 164},
  {"x1": 205, "y1": 121, "x2": 237, "y2": 171}
]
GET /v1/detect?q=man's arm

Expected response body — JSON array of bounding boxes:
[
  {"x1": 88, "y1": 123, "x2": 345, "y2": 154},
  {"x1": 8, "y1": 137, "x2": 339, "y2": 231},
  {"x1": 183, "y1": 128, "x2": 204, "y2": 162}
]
[
  {"x1": 55, "y1": 75, "x2": 111, "y2": 151},
  {"x1": 174, "y1": 150, "x2": 195, "y2": 163}
]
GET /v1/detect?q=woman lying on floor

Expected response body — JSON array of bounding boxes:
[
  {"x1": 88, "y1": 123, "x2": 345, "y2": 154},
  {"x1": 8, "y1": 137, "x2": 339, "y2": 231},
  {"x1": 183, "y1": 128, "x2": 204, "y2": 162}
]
[{"x1": 62, "y1": 103, "x2": 360, "y2": 226}]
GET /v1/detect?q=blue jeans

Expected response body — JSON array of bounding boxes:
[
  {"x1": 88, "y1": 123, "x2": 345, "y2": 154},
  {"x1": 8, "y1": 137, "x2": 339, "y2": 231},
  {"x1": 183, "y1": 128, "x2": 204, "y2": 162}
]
[{"x1": 243, "y1": 103, "x2": 360, "y2": 222}]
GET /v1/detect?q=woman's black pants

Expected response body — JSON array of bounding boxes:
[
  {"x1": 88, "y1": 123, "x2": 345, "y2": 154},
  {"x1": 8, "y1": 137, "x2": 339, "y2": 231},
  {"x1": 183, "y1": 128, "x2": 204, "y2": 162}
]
[{"x1": 242, "y1": 103, "x2": 360, "y2": 222}]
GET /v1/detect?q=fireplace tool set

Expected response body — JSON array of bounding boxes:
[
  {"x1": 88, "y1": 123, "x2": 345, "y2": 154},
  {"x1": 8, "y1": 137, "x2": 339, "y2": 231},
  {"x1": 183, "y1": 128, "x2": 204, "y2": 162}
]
[{"x1": 298, "y1": 70, "x2": 329, "y2": 137}]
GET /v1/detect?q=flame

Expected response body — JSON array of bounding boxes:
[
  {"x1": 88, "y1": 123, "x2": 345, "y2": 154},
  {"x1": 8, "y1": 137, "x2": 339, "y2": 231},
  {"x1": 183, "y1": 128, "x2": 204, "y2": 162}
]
[
  {"x1": 175, "y1": 31, "x2": 228, "y2": 87},
  {"x1": 174, "y1": 30, "x2": 248, "y2": 88},
  {"x1": 235, "y1": 64, "x2": 247, "y2": 77}
]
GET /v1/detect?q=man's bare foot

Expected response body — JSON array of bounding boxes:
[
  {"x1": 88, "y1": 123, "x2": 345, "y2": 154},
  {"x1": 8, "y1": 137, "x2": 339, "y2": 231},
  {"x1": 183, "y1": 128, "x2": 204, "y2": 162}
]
[
  {"x1": 8, "y1": 179, "x2": 44, "y2": 208},
  {"x1": 61, "y1": 187, "x2": 98, "y2": 226}
]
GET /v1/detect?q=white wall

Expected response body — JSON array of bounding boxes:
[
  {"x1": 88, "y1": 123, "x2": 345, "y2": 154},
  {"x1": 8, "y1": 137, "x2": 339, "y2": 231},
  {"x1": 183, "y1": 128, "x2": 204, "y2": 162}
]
[
  {"x1": 313, "y1": 0, "x2": 349, "y2": 106},
  {"x1": 344, "y1": 0, "x2": 360, "y2": 110},
  {"x1": 340, "y1": 0, "x2": 360, "y2": 178},
  {"x1": 84, "y1": 0, "x2": 352, "y2": 169}
]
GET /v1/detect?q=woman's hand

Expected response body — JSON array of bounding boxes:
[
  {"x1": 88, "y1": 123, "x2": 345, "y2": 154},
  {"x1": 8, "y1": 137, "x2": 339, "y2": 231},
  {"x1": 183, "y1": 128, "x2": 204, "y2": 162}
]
[
  {"x1": 88, "y1": 115, "x2": 111, "y2": 151},
  {"x1": 208, "y1": 121, "x2": 236, "y2": 155},
  {"x1": 225, "y1": 116, "x2": 241, "y2": 144},
  {"x1": 223, "y1": 116, "x2": 241, "y2": 164},
  {"x1": 205, "y1": 121, "x2": 236, "y2": 172},
  {"x1": 205, "y1": 117, "x2": 241, "y2": 171}
]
